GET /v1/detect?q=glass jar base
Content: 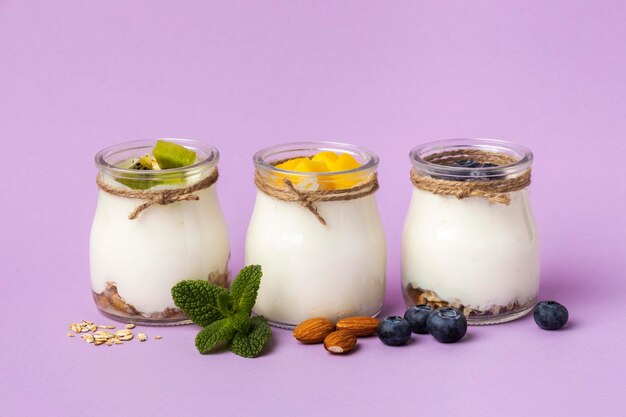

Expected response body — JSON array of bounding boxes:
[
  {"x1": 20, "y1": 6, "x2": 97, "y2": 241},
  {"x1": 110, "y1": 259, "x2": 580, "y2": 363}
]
[
  {"x1": 466, "y1": 303, "x2": 534, "y2": 325},
  {"x1": 261, "y1": 307, "x2": 383, "y2": 330},
  {"x1": 92, "y1": 286, "x2": 191, "y2": 326},
  {"x1": 403, "y1": 284, "x2": 536, "y2": 326},
  {"x1": 96, "y1": 309, "x2": 192, "y2": 326}
]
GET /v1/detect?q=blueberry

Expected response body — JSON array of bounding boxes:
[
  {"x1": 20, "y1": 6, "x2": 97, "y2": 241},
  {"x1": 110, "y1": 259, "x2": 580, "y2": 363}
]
[
  {"x1": 454, "y1": 159, "x2": 481, "y2": 168},
  {"x1": 404, "y1": 305, "x2": 433, "y2": 334},
  {"x1": 439, "y1": 160, "x2": 504, "y2": 181},
  {"x1": 469, "y1": 170, "x2": 489, "y2": 180},
  {"x1": 427, "y1": 307, "x2": 467, "y2": 343},
  {"x1": 533, "y1": 301, "x2": 568, "y2": 330},
  {"x1": 481, "y1": 162, "x2": 506, "y2": 179},
  {"x1": 377, "y1": 316, "x2": 412, "y2": 346},
  {"x1": 464, "y1": 162, "x2": 506, "y2": 181}
]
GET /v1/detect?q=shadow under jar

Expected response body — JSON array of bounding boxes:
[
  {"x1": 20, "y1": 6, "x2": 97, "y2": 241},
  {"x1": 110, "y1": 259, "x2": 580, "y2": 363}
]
[
  {"x1": 90, "y1": 139, "x2": 230, "y2": 325},
  {"x1": 402, "y1": 138, "x2": 539, "y2": 325},
  {"x1": 246, "y1": 142, "x2": 386, "y2": 328}
]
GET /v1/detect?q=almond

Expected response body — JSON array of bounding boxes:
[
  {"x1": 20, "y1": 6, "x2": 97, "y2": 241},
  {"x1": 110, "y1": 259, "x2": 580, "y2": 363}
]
[
  {"x1": 293, "y1": 318, "x2": 336, "y2": 344},
  {"x1": 336, "y1": 316, "x2": 380, "y2": 337},
  {"x1": 323, "y1": 330, "x2": 357, "y2": 354}
]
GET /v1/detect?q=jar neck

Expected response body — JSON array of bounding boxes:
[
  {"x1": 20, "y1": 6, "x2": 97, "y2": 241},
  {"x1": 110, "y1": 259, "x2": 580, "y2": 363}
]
[
  {"x1": 410, "y1": 138, "x2": 533, "y2": 181},
  {"x1": 95, "y1": 138, "x2": 219, "y2": 185},
  {"x1": 253, "y1": 141, "x2": 379, "y2": 186}
]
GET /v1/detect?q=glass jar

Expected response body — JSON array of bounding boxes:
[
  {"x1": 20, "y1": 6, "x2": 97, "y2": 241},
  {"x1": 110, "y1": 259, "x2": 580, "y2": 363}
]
[
  {"x1": 402, "y1": 138, "x2": 539, "y2": 324},
  {"x1": 90, "y1": 138, "x2": 230, "y2": 325},
  {"x1": 246, "y1": 142, "x2": 386, "y2": 328}
]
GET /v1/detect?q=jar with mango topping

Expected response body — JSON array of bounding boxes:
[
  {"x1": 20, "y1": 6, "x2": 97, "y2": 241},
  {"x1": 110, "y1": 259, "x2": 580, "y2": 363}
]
[{"x1": 246, "y1": 141, "x2": 386, "y2": 328}]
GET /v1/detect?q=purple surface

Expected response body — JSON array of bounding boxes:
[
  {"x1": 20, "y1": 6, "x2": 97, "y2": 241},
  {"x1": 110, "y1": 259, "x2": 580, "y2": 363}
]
[{"x1": 2, "y1": 1, "x2": 625, "y2": 416}]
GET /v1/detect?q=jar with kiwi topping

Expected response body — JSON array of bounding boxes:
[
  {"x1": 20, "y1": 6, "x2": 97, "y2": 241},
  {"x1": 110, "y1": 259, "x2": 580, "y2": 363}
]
[
  {"x1": 402, "y1": 138, "x2": 540, "y2": 325},
  {"x1": 90, "y1": 139, "x2": 230, "y2": 325}
]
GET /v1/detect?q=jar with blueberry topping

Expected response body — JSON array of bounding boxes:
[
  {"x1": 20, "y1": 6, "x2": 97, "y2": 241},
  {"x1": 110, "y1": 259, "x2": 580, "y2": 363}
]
[{"x1": 402, "y1": 138, "x2": 539, "y2": 324}]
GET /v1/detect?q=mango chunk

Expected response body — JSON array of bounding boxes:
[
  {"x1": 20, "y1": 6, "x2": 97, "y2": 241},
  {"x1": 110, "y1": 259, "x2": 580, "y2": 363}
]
[
  {"x1": 311, "y1": 151, "x2": 339, "y2": 166},
  {"x1": 275, "y1": 157, "x2": 308, "y2": 171},
  {"x1": 272, "y1": 151, "x2": 363, "y2": 190},
  {"x1": 328, "y1": 174, "x2": 362, "y2": 189},
  {"x1": 293, "y1": 159, "x2": 329, "y2": 173},
  {"x1": 328, "y1": 153, "x2": 360, "y2": 172}
]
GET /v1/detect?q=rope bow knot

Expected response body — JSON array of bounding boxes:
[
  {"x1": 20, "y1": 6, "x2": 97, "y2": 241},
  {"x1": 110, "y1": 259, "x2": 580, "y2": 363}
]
[{"x1": 96, "y1": 169, "x2": 219, "y2": 220}]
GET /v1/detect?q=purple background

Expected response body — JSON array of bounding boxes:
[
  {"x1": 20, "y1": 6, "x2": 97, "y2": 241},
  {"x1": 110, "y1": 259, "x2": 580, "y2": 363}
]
[{"x1": 2, "y1": 1, "x2": 625, "y2": 416}]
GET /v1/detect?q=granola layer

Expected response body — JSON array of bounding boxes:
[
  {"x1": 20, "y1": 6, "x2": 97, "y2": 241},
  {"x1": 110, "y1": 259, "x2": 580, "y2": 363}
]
[
  {"x1": 403, "y1": 284, "x2": 535, "y2": 319},
  {"x1": 93, "y1": 271, "x2": 230, "y2": 321}
]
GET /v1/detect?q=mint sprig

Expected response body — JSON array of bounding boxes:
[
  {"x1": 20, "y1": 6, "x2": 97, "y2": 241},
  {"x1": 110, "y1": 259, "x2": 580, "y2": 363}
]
[
  {"x1": 171, "y1": 280, "x2": 229, "y2": 327},
  {"x1": 171, "y1": 265, "x2": 272, "y2": 358},
  {"x1": 195, "y1": 319, "x2": 237, "y2": 353},
  {"x1": 229, "y1": 316, "x2": 272, "y2": 358}
]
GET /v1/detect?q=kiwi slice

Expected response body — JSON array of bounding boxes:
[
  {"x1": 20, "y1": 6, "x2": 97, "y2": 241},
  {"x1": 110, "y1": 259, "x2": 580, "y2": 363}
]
[
  {"x1": 116, "y1": 175, "x2": 157, "y2": 190},
  {"x1": 128, "y1": 154, "x2": 155, "y2": 170},
  {"x1": 152, "y1": 140, "x2": 196, "y2": 169},
  {"x1": 114, "y1": 140, "x2": 195, "y2": 190},
  {"x1": 116, "y1": 155, "x2": 159, "y2": 190}
]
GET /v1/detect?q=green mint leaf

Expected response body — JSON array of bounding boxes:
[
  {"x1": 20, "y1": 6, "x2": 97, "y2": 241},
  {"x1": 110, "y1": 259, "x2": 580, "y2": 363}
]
[
  {"x1": 228, "y1": 316, "x2": 272, "y2": 358},
  {"x1": 228, "y1": 311, "x2": 251, "y2": 334},
  {"x1": 230, "y1": 265, "x2": 262, "y2": 316},
  {"x1": 171, "y1": 280, "x2": 229, "y2": 327},
  {"x1": 217, "y1": 292, "x2": 234, "y2": 317},
  {"x1": 195, "y1": 318, "x2": 237, "y2": 354}
]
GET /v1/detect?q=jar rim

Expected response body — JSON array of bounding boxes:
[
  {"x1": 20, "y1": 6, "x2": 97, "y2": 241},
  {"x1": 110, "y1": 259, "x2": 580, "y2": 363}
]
[
  {"x1": 253, "y1": 141, "x2": 379, "y2": 176},
  {"x1": 95, "y1": 138, "x2": 219, "y2": 179},
  {"x1": 409, "y1": 138, "x2": 533, "y2": 179}
]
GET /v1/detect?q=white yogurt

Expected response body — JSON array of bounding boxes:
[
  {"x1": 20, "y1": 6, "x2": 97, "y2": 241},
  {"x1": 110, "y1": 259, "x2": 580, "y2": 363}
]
[
  {"x1": 402, "y1": 188, "x2": 539, "y2": 312},
  {"x1": 90, "y1": 172, "x2": 230, "y2": 315},
  {"x1": 246, "y1": 191, "x2": 386, "y2": 326}
]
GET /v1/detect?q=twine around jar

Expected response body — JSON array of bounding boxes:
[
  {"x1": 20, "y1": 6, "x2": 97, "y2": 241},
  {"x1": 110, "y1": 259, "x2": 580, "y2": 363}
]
[
  {"x1": 96, "y1": 168, "x2": 219, "y2": 220},
  {"x1": 410, "y1": 150, "x2": 531, "y2": 205},
  {"x1": 254, "y1": 169, "x2": 379, "y2": 225}
]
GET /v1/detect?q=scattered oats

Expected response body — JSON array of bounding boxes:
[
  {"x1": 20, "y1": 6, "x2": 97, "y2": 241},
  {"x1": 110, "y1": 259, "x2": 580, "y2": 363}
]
[
  {"x1": 93, "y1": 330, "x2": 115, "y2": 345},
  {"x1": 154, "y1": 336, "x2": 162, "y2": 340},
  {"x1": 75, "y1": 321, "x2": 95, "y2": 333},
  {"x1": 114, "y1": 329, "x2": 133, "y2": 341},
  {"x1": 67, "y1": 320, "x2": 152, "y2": 347}
]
